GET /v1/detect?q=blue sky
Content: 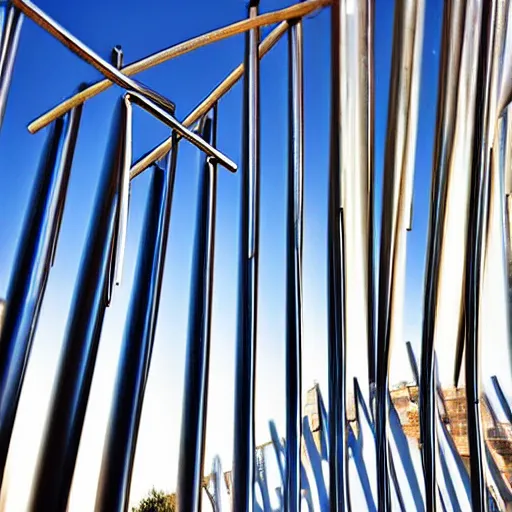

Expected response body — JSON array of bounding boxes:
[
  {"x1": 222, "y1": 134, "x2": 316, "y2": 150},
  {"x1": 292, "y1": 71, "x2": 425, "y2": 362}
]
[{"x1": 1, "y1": 0, "x2": 509, "y2": 510}]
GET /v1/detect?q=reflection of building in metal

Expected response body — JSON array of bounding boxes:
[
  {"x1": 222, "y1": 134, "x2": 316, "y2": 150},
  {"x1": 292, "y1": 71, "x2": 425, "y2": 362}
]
[{"x1": 390, "y1": 384, "x2": 512, "y2": 494}]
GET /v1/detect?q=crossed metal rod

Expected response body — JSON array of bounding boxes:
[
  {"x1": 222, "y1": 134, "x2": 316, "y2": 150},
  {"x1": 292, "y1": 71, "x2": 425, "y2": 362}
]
[{"x1": 1, "y1": 0, "x2": 512, "y2": 511}]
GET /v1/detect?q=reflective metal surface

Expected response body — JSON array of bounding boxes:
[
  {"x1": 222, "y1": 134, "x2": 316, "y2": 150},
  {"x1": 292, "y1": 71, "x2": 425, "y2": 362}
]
[
  {"x1": 0, "y1": 1, "x2": 22, "y2": 132},
  {"x1": 0, "y1": 103, "x2": 82, "y2": 491},
  {"x1": 28, "y1": 97, "x2": 131, "y2": 511},
  {"x1": 232, "y1": 2, "x2": 260, "y2": 510},
  {"x1": 376, "y1": 0, "x2": 425, "y2": 510},
  {"x1": 95, "y1": 148, "x2": 178, "y2": 511},
  {"x1": 176, "y1": 108, "x2": 219, "y2": 512}
]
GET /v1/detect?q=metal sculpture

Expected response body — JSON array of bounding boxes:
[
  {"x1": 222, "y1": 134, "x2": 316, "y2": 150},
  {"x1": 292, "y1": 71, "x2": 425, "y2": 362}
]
[{"x1": 0, "y1": 0, "x2": 511, "y2": 511}]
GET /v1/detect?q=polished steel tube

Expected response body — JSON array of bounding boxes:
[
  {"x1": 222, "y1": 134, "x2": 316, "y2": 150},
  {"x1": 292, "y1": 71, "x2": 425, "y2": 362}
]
[
  {"x1": 0, "y1": 103, "x2": 82, "y2": 490},
  {"x1": 464, "y1": 0, "x2": 496, "y2": 510},
  {"x1": 176, "y1": 108, "x2": 219, "y2": 512},
  {"x1": 418, "y1": 1, "x2": 481, "y2": 509},
  {"x1": 376, "y1": 0, "x2": 424, "y2": 510},
  {"x1": 11, "y1": 0, "x2": 176, "y2": 116},
  {"x1": 95, "y1": 149, "x2": 178, "y2": 511},
  {"x1": 231, "y1": 1, "x2": 260, "y2": 509},
  {"x1": 337, "y1": 0, "x2": 374, "y2": 416},
  {"x1": 284, "y1": 15, "x2": 304, "y2": 512},
  {"x1": 28, "y1": 97, "x2": 131, "y2": 511},
  {"x1": 0, "y1": 1, "x2": 22, "y2": 131},
  {"x1": 328, "y1": 1, "x2": 348, "y2": 508}
]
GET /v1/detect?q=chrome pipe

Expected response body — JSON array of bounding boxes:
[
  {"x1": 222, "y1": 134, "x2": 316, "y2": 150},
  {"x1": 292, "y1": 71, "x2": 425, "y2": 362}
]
[
  {"x1": 464, "y1": 0, "x2": 497, "y2": 509},
  {"x1": 284, "y1": 14, "x2": 304, "y2": 512},
  {"x1": 328, "y1": 0, "x2": 349, "y2": 508},
  {"x1": 231, "y1": 1, "x2": 260, "y2": 509},
  {"x1": 11, "y1": 0, "x2": 176, "y2": 116},
  {"x1": 176, "y1": 107, "x2": 219, "y2": 512},
  {"x1": 418, "y1": 1, "x2": 482, "y2": 509},
  {"x1": 376, "y1": 0, "x2": 425, "y2": 510},
  {"x1": 0, "y1": 102, "x2": 82, "y2": 490},
  {"x1": 0, "y1": 2, "x2": 22, "y2": 131},
  {"x1": 28, "y1": 97, "x2": 131, "y2": 511},
  {"x1": 95, "y1": 148, "x2": 178, "y2": 511}
]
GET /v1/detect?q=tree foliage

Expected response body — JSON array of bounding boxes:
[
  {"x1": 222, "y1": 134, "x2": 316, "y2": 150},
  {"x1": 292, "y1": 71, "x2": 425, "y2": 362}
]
[{"x1": 132, "y1": 488, "x2": 176, "y2": 512}]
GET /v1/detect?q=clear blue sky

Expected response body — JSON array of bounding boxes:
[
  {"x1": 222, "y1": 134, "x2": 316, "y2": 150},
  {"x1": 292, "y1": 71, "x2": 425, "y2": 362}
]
[{"x1": 5, "y1": 0, "x2": 506, "y2": 510}]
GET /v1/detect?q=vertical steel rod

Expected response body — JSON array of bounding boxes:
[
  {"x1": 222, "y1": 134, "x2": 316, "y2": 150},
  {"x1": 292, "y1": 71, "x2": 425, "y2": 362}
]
[
  {"x1": 328, "y1": 1, "x2": 349, "y2": 509},
  {"x1": 419, "y1": 1, "x2": 467, "y2": 509},
  {"x1": 176, "y1": 107, "x2": 219, "y2": 512},
  {"x1": 0, "y1": 103, "x2": 82, "y2": 489},
  {"x1": 464, "y1": 0, "x2": 496, "y2": 510},
  {"x1": 95, "y1": 149, "x2": 178, "y2": 511},
  {"x1": 285, "y1": 14, "x2": 304, "y2": 512},
  {"x1": 28, "y1": 97, "x2": 131, "y2": 511},
  {"x1": 232, "y1": 1, "x2": 260, "y2": 509},
  {"x1": 0, "y1": 1, "x2": 22, "y2": 131},
  {"x1": 376, "y1": 0, "x2": 424, "y2": 510}
]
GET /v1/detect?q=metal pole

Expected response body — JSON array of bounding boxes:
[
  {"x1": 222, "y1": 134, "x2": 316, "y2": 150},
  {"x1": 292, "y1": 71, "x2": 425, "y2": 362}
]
[
  {"x1": 95, "y1": 147, "x2": 178, "y2": 511},
  {"x1": 464, "y1": 0, "x2": 496, "y2": 509},
  {"x1": 328, "y1": 1, "x2": 348, "y2": 508},
  {"x1": 0, "y1": 102, "x2": 82, "y2": 490},
  {"x1": 176, "y1": 107, "x2": 219, "y2": 512},
  {"x1": 11, "y1": 0, "x2": 176, "y2": 116},
  {"x1": 285, "y1": 14, "x2": 304, "y2": 512},
  {"x1": 376, "y1": 0, "x2": 424, "y2": 510},
  {"x1": 28, "y1": 96, "x2": 132, "y2": 511},
  {"x1": 232, "y1": 0, "x2": 260, "y2": 509},
  {"x1": 0, "y1": 1, "x2": 22, "y2": 131}
]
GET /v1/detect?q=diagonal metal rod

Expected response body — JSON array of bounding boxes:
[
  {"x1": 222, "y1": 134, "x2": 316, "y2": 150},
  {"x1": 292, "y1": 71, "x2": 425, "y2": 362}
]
[
  {"x1": 125, "y1": 91, "x2": 236, "y2": 173},
  {"x1": 95, "y1": 150, "x2": 178, "y2": 512},
  {"x1": 284, "y1": 15, "x2": 304, "y2": 512},
  {"x1": 464, "y1": 0, "x2": 496, "y2": 510},
  {"x1": 376, "y1": 0, "x2": 425, "y2": 510},
  {"x1": 11, "y1": 0, "x2": 176, "y2": 115},
  {"x1": 28, "y1": 97, "x2": 130, "y2": 512},
  {"x1": 129, "y1": 20, "x2": 288, "y2": 180},
  {"x1": 27, "y1": 0, "x2": 330, "y2": 134},
  {"x1": 232, "y1": 1, "x2": 260, "y2": 509},
  {"x1": 0, "y1": 102, "x2": 82, "y2": 492},
  {"x1": 0, "y1": 1, "x2": 22, "y2": 132},
  {"x1": 177, "y1": 107, "x2": 220, "y2": 512}
]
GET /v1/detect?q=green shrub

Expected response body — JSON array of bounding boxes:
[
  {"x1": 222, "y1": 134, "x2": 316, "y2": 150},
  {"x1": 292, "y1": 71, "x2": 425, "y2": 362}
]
[{"x1": 132, "y1": 488, "x2": 176, "y2": 512}]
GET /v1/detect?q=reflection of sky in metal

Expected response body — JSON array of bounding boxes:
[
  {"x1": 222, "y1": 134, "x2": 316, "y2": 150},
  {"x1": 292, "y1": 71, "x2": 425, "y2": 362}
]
[{"x1": 0, "y1": 0, "x2": 509, "y2": 510}]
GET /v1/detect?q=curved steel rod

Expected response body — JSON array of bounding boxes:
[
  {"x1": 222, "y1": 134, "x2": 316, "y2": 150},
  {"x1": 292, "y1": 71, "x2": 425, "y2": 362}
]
[
  {"x1": 284, "y1": 15, "x2": 304, "y2": 512},
  {"x1": 0, "y1": 102, "x2": 82, "y2": 491},
  {"x1": 28, "y1": 96, "x2": 131, "y2": 511},
  {"x1": 464, "y1": 0, "x2": 497, "y2": 510},
  {"x1": 95, "y1": 150, "x2": 178, "y2": 511},
  {"x1": 0, "y1": 2, "x2": 22, "y2": 131},
  {"x1": 27, "y1": 0, "x2": 330, "y2": 134},
  {"x1": 231, "y1": 1, "x2": 260, "y2": 509},
  {"x1": 129, "y1": 20, "x2": 288, "y2": 180},
  {"x1": 176, "y1": 107, "x2": 219, "y2": 512},
  {"x1": 11, "y1": 0, "x2": 176, "y2": 115},
  {"x1": 376, "y1": 0, "x2": 424, "y2": 510}
]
